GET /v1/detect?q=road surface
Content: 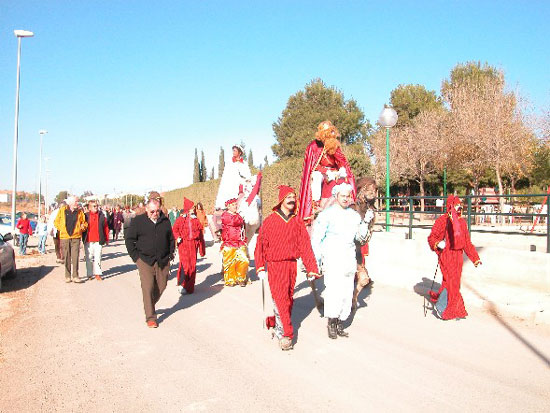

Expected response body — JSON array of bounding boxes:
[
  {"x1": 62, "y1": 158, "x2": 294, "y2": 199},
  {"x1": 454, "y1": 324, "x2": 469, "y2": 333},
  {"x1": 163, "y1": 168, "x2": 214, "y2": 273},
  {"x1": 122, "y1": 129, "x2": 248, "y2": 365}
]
[{"x1": 1, "y1": 239, "x2": 549, "y2": 412}]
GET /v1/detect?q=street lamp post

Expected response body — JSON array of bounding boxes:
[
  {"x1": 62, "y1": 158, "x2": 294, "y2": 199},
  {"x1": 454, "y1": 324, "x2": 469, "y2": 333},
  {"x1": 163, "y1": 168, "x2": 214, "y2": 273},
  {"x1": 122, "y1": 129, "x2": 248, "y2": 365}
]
[
  {"x1": 38, "y1": 130, "x2": 48, "y2": 223},
  {"x1": 11, "y1": 29, "x2": 34, "y2": 231},
  {"x1": 378, "y1": 106, "x2": 398, "y2": 232}
]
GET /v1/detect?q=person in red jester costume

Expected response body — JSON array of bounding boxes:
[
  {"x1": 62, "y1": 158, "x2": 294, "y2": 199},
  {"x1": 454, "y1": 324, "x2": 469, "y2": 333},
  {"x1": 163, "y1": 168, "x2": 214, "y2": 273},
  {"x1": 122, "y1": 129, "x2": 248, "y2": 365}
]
[
  {"x1": 172, "y1": 197, "x2": 206, "y2": 295},
  {"x1": 254, "y1": 185, "x2": 320, "y2": 350},
  {"x1": 427, "y1": 195, "x2": 482, "y2": 320},
  {"x1": 298, "y1": 120, "x2": 356, "y2": 224}
]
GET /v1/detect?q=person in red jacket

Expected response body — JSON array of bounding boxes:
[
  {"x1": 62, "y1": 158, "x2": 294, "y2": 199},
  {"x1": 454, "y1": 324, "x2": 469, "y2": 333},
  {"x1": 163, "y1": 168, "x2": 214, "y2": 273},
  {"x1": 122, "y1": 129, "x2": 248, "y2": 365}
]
[
  {"x1": 16, "y1": 212, "x2": 33, "y2": 255},
  {"x1": 220, "y1": 198, "x2": 249, "y2": 287},
  {"x1": 82, "y1": 200, "x2": 110, "y2": 281},
  {"x1": 427, "y1": 195, "x2": 482, "y2": 320},
  {"x1": 254, "y1": 185, "x2": 320, "y2": 350},
  {"x1": 172, "y1": 198, "x2": 206, "y2": 295}
]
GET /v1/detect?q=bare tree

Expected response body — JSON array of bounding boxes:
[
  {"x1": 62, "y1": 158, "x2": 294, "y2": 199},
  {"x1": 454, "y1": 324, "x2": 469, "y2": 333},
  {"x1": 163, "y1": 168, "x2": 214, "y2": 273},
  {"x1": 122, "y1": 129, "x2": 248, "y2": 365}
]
[{"x1": 444, "y1": 73, "x2": 535, "y2": 202}]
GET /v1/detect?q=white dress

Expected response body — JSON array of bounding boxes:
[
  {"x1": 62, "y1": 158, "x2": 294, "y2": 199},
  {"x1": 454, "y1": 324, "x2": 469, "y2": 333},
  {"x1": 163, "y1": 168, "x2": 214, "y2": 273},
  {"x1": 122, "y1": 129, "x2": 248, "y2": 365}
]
[
  {"x1": 215, "y1": 159, "x2": 251, "y2": 210},
  {"x1": 311, "y1": 205, "x2": 368, "y2": 320}
]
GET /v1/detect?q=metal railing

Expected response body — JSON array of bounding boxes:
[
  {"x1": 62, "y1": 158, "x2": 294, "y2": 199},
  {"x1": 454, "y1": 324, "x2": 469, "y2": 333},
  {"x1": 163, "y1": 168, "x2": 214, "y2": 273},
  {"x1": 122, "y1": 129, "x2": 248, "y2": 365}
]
[{"x1": 373, "y1": 193, "x2": 550, "y2": 253}]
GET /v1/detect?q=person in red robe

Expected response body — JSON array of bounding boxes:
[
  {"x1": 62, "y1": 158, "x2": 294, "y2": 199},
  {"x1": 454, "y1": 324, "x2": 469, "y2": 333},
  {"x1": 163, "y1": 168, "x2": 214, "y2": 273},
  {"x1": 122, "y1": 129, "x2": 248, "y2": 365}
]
[
  {"x1": 254, "y1": 185, "x2": 320, "y2": 351},
  {"x1": 172, "y1": 197, "x2": 206, "y2": 295},
  {"x1": 298, "y1": 120, "x2": 356, "y2": 224},
  {"x1": 427, "y1": 195, "x2": 482, "y2": 320}
]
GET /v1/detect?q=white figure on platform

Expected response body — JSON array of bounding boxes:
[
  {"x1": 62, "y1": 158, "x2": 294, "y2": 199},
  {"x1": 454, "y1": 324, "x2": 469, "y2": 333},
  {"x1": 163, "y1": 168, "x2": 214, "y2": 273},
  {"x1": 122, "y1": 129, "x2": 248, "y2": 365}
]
[{"x1": 215, "y1": 145, "x2": 251, "y2": 210}]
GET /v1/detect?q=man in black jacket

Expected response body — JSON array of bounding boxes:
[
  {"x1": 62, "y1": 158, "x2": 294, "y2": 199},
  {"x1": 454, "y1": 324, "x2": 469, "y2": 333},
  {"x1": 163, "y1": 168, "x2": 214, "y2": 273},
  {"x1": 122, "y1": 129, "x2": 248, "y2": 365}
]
[{"x1": 125, "y1": 199, "x2": 175, "y2": 328}]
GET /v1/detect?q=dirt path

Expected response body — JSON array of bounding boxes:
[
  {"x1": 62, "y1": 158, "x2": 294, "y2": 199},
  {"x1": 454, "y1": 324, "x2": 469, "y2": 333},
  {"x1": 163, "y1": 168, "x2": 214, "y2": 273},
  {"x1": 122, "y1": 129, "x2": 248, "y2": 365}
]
[{"x1": 1, "y1": 240, "x2": 549, "y2": 412}]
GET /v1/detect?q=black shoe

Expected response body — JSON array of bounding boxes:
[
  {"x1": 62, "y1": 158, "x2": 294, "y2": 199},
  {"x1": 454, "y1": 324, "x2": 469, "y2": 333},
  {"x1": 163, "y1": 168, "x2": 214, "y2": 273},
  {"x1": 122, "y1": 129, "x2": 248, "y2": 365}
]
[
  {"x1": 327, "y1": 318, "x2": 337, "y2": 339},
  {"x1": 336, "y1": 319, "x2": 349, "y2": 337}
]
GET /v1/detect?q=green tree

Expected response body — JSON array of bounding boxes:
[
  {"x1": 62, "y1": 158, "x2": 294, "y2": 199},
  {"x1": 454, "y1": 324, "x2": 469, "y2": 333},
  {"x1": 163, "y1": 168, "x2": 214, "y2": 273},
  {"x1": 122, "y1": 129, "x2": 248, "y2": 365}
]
[
  {"x1": 193, "y1": 149, "x2": 200, "y2": 183},
  {"x1": 248, "y1": 149, "x2": 254, "y2": 169},
  {"x1": 272, "y1": 78, "x2": 371, "y2": 159},
  {"x1": 530, "y1": 142, "x2": 550, "y2": 187},
  {"x1": 441, "y1": 61, "x2": 503, "y2": 103},
  {"x1": 264, "y1": 155, "x2": 269, "y2": 168},
  {"x1": 218, "y1": 146, "x2": 225, "y2": 178},
  {"x1": 200, "y1": 150, "x2": 207, "y2": 182},
  {"x1": 390, "y1": 84, "x2": 443, "y2": 127},
  {"x1": 210, "y1": 167, "x2": 215, "y2": 181},
  {"x1": 55, "y1": 190, "x2": 68, "y2": 203}
]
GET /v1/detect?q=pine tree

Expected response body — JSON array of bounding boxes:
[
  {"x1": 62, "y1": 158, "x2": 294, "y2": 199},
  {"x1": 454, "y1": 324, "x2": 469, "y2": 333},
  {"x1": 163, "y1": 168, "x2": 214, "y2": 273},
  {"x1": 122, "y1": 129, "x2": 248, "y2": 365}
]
[
  {"x1": 218, "y1": 147, "x2": 225, "y2": 178},
  {"x1": 200, "y1": 151, "x2": 207, "y2": 182},
  {"x1": 210, "y1": 167, "x2": 215, "y2": 180},
  {"x1": 264, "y1": 155, "x2": 269, "y2": 168},
  {"x1": 193, "y1": 148, "x2": 200, "y2": 183}
]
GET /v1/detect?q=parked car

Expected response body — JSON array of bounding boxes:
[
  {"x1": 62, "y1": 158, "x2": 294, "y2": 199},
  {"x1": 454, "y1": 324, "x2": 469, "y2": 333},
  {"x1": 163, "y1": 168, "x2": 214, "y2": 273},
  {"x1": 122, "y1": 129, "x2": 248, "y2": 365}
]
[
  {"x1": 0, "y1": 232, "x2": 17, "y2": 291},
  {"x1": 0, "y1": 215, "x2": 12, "y2": 237}
]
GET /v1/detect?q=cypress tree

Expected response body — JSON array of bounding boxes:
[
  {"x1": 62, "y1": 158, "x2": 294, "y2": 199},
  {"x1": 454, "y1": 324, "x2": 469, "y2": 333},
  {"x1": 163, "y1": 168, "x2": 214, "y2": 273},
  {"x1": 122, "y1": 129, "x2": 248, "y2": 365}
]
[
  {"x1": 193, "y1": 148, "x2": 200, "y2": 183},
  {"x1": 248, "y1": 149, "x2": 254, "y2": 169},
  {"x1": 200, "y1": 151, "x2": 207, "y2": 182},
  {"x1": 218, "y1": 146, "x2": 225, "y2": 178}
]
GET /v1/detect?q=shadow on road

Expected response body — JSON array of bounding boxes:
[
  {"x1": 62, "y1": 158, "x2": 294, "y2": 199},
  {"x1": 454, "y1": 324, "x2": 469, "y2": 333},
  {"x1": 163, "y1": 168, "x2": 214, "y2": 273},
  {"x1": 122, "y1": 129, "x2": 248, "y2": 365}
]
[
  {"x1": 101, "y1": 251, "x2": 127, "y2": 261},
  {"x1": 102, "y1": 263, "x2": 136, "y2": 280},
  {"x1": 464, "y1": 281, "x2": 550, "y2": 369},
  {"x1": 1, "y1": 265, "x2": 55, "y2": 293},
  {"x1": 156, "y1": 263, "x2": 219, "y2": 324}
]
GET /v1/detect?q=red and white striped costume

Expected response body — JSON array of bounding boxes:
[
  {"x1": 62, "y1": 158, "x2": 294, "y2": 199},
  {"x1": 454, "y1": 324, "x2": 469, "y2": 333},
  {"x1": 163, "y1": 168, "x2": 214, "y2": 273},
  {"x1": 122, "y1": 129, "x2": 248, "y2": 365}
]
[{"x1": 254, "y1": 187, "x2": 319, "y2": 339}]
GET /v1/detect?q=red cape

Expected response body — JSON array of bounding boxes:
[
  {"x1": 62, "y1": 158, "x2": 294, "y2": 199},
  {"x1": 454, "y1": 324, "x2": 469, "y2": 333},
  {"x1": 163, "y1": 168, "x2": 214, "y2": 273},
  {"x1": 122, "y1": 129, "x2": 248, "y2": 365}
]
[{"x1": 297, "y1": 140, "x2": 356, "y2": 222}]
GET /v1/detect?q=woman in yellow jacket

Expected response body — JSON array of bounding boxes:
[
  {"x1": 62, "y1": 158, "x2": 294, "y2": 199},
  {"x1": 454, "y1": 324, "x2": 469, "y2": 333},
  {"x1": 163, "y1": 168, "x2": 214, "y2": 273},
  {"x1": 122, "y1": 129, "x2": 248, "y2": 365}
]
[{"x1": 54, "y1": 196, "x2": 88, "y2": 283}]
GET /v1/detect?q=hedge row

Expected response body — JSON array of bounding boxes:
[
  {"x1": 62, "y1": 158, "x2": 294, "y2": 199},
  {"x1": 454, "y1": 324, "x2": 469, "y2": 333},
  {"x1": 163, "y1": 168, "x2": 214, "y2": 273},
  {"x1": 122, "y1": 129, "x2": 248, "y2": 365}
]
[{"x1": 163, "y1": 157, "x2": 304, "y2": 216}]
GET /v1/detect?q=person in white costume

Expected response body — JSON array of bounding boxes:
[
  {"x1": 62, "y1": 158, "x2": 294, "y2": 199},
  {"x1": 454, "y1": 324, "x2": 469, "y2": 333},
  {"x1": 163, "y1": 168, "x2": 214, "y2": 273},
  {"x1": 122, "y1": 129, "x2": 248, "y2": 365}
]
[
  {"x1": 311, "y1": 182, "x2": 370, "y2": 339},
  {"x1": 215, "y1": 145, "x2": 252, "y2": 210}
]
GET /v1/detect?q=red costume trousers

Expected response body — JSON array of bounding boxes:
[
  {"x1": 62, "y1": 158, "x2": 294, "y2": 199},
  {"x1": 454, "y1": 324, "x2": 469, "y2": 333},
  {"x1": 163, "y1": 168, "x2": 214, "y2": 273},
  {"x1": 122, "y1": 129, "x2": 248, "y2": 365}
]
[
  {"x1": 267, "y1": 260, "x2": 297, "y2": 339},
  {"x1": 177, "y1": 239, "x2": 199, "y2": 293},
  {"x1": 436, "y1": 249, "x2": 467, "y2": 320}
]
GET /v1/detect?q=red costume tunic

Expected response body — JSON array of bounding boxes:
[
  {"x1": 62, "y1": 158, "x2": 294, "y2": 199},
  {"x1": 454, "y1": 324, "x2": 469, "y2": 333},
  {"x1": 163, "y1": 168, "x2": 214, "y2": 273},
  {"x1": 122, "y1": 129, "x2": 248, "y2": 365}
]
[
  {"x1": 172, "y1": 214, "x2": 206, "y2": 293},
  {"x1": 298, "y1": 140, "x2": 356, "y2": 222},
  {"x1": 221, "y1": 212, "x2": 246, "y2": 249},
  {"x1": 254, "y1": 209, "x2": 319, "y2": 339},
  {"x1": 427, "y1": 197, "x2": 480, "y2": 320}
]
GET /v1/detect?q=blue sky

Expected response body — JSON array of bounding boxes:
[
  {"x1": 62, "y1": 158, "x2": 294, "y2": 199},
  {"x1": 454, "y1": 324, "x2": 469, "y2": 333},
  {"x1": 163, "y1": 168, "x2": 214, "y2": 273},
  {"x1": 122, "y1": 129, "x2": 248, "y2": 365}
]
[{"x1": 1, "y1": 0, "x2": 549, "y2": 203}]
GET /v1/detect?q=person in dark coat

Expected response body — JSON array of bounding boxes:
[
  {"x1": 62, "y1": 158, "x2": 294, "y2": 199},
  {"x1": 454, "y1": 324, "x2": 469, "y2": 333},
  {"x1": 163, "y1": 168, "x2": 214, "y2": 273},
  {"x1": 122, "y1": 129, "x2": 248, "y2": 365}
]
[{"x1": 125, "y1": 199, "x2": 175, "y2": 328}]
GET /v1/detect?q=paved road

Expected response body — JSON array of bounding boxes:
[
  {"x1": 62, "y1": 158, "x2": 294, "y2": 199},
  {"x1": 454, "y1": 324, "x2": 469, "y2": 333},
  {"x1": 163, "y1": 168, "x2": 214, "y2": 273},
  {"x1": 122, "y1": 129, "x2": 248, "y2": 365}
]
[{"x1": 1, "y1": 239, "x2": 549, "y2": 412}]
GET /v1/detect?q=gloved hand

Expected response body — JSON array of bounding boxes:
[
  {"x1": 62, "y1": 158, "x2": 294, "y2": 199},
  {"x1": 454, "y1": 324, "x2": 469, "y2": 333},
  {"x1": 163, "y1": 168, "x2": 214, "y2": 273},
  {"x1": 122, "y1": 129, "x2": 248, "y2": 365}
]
[
  {"x1": 177, "y1": 237, "x2": 182, "y2": 244},
  {"x1": 364, "y1": 209, "x2": 375, "y2": 223},
  {"x1": 437, "y1": 240, "x2": 446, "y2": 249},
  {"x1": 257, "y1": 270, "x2": 267, "y2": 281},
  {"x1": 307, "y1": 272, "x2": 321, "y2": 281},
  {"x1": 338, "y1": 167, "x2": 347, "y2": 178},
  {"x1": 326, "y1": 170, "x2": 337, "y2": 181}
]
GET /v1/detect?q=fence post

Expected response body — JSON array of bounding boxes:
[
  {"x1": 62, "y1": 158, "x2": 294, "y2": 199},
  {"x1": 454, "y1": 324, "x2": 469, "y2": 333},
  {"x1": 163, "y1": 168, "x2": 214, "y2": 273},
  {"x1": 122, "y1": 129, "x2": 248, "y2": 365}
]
[
  {"x1": 408, "y1": 197, "x2": 413, "y2": 240},
  {"x1": 467, "y1": 196, "x2": 472, "y2": 232}
]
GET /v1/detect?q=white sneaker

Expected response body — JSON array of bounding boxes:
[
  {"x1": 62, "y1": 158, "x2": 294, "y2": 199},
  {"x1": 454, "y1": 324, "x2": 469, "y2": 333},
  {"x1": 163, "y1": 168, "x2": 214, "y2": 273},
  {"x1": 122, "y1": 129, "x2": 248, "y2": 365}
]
[{"x1": 177, "y1": 285, "x2": 187, "y2": 295}]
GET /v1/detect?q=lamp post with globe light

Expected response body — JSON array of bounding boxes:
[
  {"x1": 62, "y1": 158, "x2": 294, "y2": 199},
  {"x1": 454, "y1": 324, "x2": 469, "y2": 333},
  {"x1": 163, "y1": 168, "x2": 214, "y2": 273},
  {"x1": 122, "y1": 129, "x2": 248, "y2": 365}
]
[
  {"x1": 11, "y1": 29, "x2": 34, "y2": 231},
  {"x1": 378, "y1": 106, "x2": 398, "y2": 232}
]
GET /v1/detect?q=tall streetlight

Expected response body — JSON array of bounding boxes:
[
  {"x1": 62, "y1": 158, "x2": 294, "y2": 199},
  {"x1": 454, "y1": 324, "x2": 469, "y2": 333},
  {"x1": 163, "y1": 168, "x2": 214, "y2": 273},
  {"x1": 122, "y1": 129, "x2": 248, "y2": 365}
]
[
  {"x1": 378, "y1": 106, "x2": 398, "y2": 232},
  {"x1": 38, "y1": 130, "x2": 48, "y2": 223},
  {"x1": 11, "y1": 29, "x2": 34, "y2": 231}
]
